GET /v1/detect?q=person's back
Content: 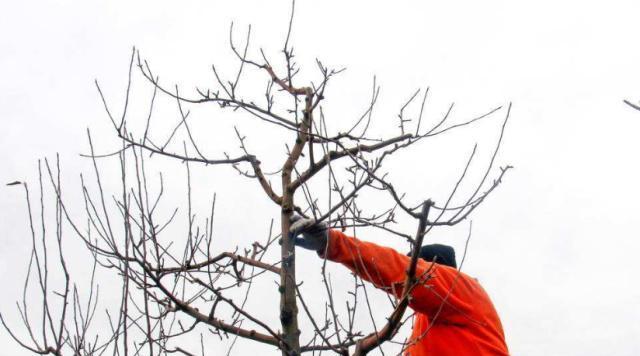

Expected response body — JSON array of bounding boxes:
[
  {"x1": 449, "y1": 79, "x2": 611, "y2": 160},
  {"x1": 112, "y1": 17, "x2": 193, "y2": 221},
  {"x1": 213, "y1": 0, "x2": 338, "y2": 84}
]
[{"x1": 403, "y1": 261, "x2": 508, "y2": 355}]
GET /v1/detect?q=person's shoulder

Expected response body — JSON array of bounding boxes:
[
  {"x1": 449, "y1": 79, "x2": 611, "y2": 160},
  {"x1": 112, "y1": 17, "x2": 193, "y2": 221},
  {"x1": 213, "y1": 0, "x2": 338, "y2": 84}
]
[{"x1": 440, "y1": 265, "x2": 482, "y2": 286}]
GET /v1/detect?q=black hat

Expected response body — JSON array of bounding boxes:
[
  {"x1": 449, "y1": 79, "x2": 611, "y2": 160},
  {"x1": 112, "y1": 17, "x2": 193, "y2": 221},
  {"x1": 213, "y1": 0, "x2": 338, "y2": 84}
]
[{"x1": 412, "y1": 244, "x2": 457, "y2": 268}]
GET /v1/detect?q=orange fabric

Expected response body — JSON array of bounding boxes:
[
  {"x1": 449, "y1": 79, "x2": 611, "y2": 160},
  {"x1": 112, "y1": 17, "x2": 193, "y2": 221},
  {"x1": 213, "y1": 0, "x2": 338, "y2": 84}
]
[{"x1": 324, "y1": 229, "x2": 509, "y2": 356}]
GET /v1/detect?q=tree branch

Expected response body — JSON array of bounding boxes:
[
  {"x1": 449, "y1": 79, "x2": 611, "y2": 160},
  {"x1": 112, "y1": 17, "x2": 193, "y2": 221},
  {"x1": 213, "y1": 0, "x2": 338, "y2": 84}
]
[{"x1": 353, "y1": 201, "x2": 432, "y2": 355}]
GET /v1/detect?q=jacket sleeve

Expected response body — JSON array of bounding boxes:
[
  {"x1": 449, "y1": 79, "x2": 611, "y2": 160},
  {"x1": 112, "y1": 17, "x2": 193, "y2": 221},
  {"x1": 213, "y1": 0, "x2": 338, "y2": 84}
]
[{"x1": 323, "y1": 229, "x2": 476, "y2": 322}]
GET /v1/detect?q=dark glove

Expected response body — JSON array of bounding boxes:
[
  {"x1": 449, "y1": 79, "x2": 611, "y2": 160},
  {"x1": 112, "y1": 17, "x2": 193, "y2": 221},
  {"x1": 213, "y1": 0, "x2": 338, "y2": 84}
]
[{"x1": 289, "y1": 215, "x2": 329, "y2": 252}]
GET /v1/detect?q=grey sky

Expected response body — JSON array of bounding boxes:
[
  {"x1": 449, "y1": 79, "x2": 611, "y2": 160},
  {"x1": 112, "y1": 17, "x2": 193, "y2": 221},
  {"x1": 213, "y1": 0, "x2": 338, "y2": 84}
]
[{"x1": 1, "y1": 1, "x2": 640, "y2": 355}]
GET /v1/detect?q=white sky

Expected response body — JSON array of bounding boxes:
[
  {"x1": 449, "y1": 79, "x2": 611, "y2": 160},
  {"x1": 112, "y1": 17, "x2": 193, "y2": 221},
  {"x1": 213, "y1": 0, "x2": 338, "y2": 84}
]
[{"x1": 2, "y1": 1, "x2": 640, "y2": 355}]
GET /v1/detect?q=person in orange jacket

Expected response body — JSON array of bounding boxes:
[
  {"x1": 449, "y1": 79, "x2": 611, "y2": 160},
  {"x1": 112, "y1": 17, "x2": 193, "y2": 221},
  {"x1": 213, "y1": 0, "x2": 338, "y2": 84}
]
[{"x1": 290, "y1": 216, "x2": 509, "y2": 356}]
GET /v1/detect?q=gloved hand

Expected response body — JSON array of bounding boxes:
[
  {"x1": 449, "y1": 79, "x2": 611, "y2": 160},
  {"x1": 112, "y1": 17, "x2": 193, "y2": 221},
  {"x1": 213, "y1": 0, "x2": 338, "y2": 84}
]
[{"x1": 289, "y1": 214, "x2": 329, "y2": 253}]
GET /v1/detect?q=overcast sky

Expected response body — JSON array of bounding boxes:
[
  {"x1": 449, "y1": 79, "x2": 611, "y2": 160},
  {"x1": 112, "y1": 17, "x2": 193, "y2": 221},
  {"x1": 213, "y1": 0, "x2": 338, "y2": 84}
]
[{"x1": 2, "y1": 1, "x2": 640, "y2": 355}]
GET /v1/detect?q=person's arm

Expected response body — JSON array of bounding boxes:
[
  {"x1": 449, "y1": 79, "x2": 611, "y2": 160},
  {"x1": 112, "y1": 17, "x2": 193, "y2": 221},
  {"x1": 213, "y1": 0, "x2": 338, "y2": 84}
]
[{"x1": 323, "y1": 229, "x2": 474, "y2": 321}]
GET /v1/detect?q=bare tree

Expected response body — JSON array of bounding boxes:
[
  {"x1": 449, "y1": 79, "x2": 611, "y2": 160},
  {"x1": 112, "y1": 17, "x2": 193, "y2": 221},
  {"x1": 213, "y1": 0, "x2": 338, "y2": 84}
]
[{"x1": 1, "y1": 4, "x2": 511, "y2": 356}]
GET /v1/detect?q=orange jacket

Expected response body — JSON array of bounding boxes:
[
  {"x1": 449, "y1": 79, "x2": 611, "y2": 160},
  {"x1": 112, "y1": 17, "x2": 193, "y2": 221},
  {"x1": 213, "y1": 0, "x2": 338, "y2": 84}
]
[{"x1": 324, "y1": 229, "x2": 509, "y2": 356}]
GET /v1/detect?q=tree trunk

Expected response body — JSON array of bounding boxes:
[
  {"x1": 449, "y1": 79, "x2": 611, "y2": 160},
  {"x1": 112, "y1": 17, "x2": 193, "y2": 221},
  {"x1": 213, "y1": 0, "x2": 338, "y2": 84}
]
[{"x1": 279, "y1": 193, "x2": 300, "y2": 355}]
